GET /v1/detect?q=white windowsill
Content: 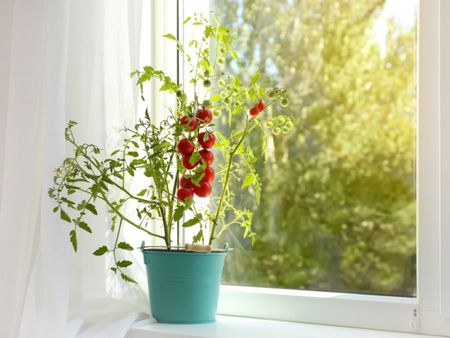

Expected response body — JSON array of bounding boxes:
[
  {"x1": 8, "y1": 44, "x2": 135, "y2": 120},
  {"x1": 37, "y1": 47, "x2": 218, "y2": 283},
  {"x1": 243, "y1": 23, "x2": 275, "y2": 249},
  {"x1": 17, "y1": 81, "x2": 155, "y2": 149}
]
[{"x1": 125, "y1": 315, "x2": 446, "y2": 338}]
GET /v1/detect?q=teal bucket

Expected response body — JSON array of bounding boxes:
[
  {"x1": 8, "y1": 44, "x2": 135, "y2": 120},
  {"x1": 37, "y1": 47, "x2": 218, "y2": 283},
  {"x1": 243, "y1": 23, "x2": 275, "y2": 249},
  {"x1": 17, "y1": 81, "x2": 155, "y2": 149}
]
[{"x1": 141, "y1": 244, "x2": 228, "y2": 323}]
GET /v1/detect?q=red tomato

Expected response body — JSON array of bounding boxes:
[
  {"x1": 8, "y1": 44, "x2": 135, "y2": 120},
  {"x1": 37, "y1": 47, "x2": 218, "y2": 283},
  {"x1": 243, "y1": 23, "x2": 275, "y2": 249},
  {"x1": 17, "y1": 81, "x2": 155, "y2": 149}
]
[
  {"x1": 198, "y1": 132, "x2": 216, "y2": 149},
  {"x1": 196, "y1": 108, "x2": 213, "y2": 125},
  {"x1": 177, "y1": 187, "x2": 193, "y2": 201},
  {"x1": 177, "y1": 138, "x2": 195, "y2": 155},
  {"x1": 180, "y1": 176, "x2": 193, "y2": 189},
  {"x1": 199, "y1": 149, "x2": 214, "y2": 166},
  {"x1": 179, "y1": 115, "x2": 198, "y2": 131},
  {"x1": 256, "y1": 101, "x2": 265, "y2": 111},
  {"x1": 182, "y1": 154, "x2": 199, "y2": 170},
  {"x1": 193, "y1": 181, "x2": 212, "y2": 197},
  {"x1": 202, "y1": 166, "x2": 215, "y2": 183},
  {"x1": 249, "y1": 106, "x2": 260, "y2": 117}
]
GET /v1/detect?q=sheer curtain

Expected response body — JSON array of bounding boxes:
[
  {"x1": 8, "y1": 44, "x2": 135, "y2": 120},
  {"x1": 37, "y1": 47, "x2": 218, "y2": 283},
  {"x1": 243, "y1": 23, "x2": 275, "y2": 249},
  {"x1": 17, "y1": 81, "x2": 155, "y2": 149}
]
[{"x1": 0, "y1": 0, "x2": 153, "y2": 337}]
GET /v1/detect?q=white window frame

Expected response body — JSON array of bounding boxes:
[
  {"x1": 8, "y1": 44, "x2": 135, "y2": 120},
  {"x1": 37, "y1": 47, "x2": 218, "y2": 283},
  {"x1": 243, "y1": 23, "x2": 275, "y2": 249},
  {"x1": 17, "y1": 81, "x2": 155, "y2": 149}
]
[{"x1": 154, "y1": 0, "x2": 450, "y2": 335}]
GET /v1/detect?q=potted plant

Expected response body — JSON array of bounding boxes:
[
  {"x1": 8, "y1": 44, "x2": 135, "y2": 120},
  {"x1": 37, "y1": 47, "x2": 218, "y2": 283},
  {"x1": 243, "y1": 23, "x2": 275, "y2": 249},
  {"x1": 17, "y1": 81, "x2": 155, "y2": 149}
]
[{"x1": 49, "y1": 15, "x2": 291, "y2": 323}]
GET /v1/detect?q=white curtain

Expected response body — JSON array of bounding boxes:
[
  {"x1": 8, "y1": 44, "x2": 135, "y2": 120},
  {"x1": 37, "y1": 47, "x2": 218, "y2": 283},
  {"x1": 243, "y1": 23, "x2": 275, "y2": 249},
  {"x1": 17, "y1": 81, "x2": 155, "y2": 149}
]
[{"x1": 0, "y1": 0, "x2": 153, "y2": 337}]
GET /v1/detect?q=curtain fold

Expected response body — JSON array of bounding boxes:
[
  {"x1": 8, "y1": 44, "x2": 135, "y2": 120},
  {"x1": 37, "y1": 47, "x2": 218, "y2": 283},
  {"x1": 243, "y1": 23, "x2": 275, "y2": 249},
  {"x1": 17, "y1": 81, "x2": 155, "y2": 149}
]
[
  {"x1": 0, "y1": 0, "x2": 70, "y2": 337},
  {"x1": 0, "y1": 0, "x2": 150, "y2": 337}
]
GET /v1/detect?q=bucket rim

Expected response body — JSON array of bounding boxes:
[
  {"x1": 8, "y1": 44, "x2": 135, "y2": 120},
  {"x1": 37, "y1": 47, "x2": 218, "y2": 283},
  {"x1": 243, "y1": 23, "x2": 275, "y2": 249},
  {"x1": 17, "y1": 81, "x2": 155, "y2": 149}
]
[{"x1": 141, "y1": 247, "x2": 228, "y2": 255}]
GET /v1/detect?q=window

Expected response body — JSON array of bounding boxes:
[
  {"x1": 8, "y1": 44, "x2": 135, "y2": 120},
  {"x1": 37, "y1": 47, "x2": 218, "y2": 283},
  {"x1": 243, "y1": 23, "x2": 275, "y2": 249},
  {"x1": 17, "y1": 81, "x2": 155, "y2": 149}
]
[
  {"x1": 154, "y1": 0, "x2": 450, "y2": 335},
  {"x1": 207, "y1": 0, "x2": 418, "y2": 298}
]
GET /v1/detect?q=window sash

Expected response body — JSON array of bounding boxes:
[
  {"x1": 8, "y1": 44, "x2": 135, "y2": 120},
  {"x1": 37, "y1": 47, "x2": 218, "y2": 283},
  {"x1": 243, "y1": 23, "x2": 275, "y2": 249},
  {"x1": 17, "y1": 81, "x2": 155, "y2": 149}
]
[{"x1": 159, "y1": 0, "x2": 450, "y2": 335}]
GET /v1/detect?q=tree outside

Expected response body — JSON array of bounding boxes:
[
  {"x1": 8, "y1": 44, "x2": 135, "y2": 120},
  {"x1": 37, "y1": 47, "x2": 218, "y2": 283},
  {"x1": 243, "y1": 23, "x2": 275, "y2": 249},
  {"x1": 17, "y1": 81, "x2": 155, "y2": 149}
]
[{"x1": 211, "y1": 0, "x2": 417, "y2": 296}]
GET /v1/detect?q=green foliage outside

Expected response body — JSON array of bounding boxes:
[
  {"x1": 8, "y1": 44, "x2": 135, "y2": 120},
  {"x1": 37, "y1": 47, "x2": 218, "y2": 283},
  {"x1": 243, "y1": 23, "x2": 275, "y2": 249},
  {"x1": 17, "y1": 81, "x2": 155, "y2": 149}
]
[{"x1": 213, "y1": 0, "x2": 417, "y2": 296}]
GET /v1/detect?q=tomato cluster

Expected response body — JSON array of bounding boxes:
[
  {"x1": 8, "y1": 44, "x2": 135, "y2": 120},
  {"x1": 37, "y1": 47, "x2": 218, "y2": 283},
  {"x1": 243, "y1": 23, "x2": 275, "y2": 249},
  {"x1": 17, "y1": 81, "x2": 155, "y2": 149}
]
[
  {"x1": 249, "y1": 101, "x2": 265, "y2": 117},
  {"x1": 176, "y1": 108, "x2": 216, "y2": 201}
]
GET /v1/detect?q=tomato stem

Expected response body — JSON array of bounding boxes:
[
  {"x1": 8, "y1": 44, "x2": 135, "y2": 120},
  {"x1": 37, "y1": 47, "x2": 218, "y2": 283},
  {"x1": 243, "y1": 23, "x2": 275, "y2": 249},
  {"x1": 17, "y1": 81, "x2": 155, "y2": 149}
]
[{"x1": 209, "y1": 117, "x2": 251, "y2": 245}]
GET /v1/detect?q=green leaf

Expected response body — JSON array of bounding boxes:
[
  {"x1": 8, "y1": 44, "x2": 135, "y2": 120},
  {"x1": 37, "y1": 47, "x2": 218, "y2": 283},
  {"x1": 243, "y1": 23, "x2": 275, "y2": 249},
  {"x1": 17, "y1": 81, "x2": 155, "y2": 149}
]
[
  {"x1": 127, "y1": 151, "x2": 139, "y2": 157},
  {"x1": 163, "y1": 33, "x2": 177, "y2": 41},
  {"x1": 183, "y1": 16, "x2": 191, "y2": 25},
  {"x1": 93, "y1": 246, "x2": 108, "y2": 256},
  {"x1": 111, "y1": 267, "x2": 117, "y2": 273},
  {"x1": 117, "y1": 260, "x2": 132, "y2": 268},
  {"x1": 117, "y1": 242, "x2": 134, "y2": 251},
  {"x1": 120, "y1": 272, "x2": 137, "y2": 284},
  {"x1": 60, "y1": 209, "x2": 71, "y2": 223},
  {"x1": 193, "y1": 229, "x2": 203, "y2": 243},
  {"x1": 242, "y1": 173, "x2": 255, "y2": 188},
  {"x1": 211, "y1": 93, "x2": 221, "y2": 102},
  {"x1": 67, "y1": 189, "x2": 76, "y2": 195},
  {"x1": 78, "y1": 221, "x2": 92, "y2": 233},
  {"x1": 144, "y1": 166, "x2": 152, "y2": 177},
  {"x1": 53, "y1": 206, "x2": 59, "y2": 213},
  {"x1": 137, "y1": 189, "x2": 147, "y2": 197},
  {"x1": 174, "y1": 205, "x2": 185, "y2": 222},
  {"x1": 230, "y1": 50, "x2": 238, "y2": 59},
  {"x1": 183, "y1": 215, "x2": 201, "y2": 228},
  {"x1": 85, "y1": 203, "x2": 98, "y2": 215},
  {"x1": 69, "y1": 230, "x2": 77, "y2": 252},
  {"x1": 251, "y1": 72, "x2": 260, "y2": 84}
]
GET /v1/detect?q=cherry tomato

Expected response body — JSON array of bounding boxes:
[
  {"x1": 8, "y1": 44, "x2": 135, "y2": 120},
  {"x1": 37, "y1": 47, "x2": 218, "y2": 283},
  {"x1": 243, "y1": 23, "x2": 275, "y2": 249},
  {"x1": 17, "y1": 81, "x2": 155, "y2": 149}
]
[
  {"x1": 193, "y1": 181, "x2": 212, "y2": 197},
  {"x1": 177, "y1": 187, "x2": 193, "y2": 201},
  {"x1": 198, "y1": 132, "x2": 216, "y2": 149},
  {"x1": 182, "y1": 153, "x2": 199, "y2": 170},
  {"x1": 196, "y1": 108, "x2": 213, "y2": 125},
  {"x1": 202, "y1": 166, "x2": 215, "y2": 183},
  {"x1": 177, "y1": 138, "x2": 195, "y2": 155},
  {"x1": 256, "y1": 101, "x2": 265, "y2": 111},
  {"x1": 179, "y1": 115, "x2": 198, "y2": 131},
  {"x1": 249, "y1": 106, "x2": 260, "y2": 117},
  {"x1": 199, "y1": 149, "x2": 214, "y2": 166},
  {"x1": 180, "y1": 176, "x2": 193, "y2": 190}
]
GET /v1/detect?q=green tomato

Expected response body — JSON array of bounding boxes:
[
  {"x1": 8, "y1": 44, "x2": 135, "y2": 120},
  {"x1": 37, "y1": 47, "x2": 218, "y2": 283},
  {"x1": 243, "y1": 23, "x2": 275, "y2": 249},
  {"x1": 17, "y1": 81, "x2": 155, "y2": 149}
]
[
  {"x1": 280, "y1": 98, "x2": 289, "y2": 107},
  {"x1": 285, "y1": 121, "x2": 294, "y2": 129},
  {"x1": 265, "y1": 120, "x2": 274, "y2": 128},
  {"x1": 266, "y1": 88, "x2": 276, "y2": 99},
  {"x1": 217, "y1": 57, "x2": 225, "y2": 65},
  {"x1": 277, "y1": 116, "x2": 286, "y2": 125},
  {"x1": 273, "y1": 127, "x2": 281, "y2": 135},
  {"x1": 203, "y1": 79, "x2": 211, "y2": 88}
]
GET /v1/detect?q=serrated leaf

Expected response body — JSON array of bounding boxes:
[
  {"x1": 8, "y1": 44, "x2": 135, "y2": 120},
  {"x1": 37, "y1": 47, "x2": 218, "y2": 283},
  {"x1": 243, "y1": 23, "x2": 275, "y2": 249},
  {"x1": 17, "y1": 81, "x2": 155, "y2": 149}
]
[
  {"x1": 60, "y1": 209, "x2": 71, "y2": 223},
  {"x1": 193, "y1": 229, "x2": 203, "y2": 243},
  {"x1": 85, "y1": 203, "x2": 97, "y2": 215},
  {"x1": 78, "y1": 221, "x2": 92, "y2": 233},
  {"x1": 183, "y1": 215, "x2": 201, "y2": 228},
  {"x1": 120, "y1": 273, "x2": 137, "y2": 284},
  {"x1": 174, "y1": 205, "x2": 185, "y2": 222},
  {"x1": 69, "y1": 230, "x2": 77, "y2": 252},
  {"x1": 117, "y1": 242, "x2": 134, "y2": 251},
  {"x1": 117, "y1": 260, "x2": 132, "y2": 268},
  {"x1": 93, "y1": 246, "x2": 108, "y2": 256},
  {"x1": 242, "y1": 173, "x2": 255, "y2": 188}
]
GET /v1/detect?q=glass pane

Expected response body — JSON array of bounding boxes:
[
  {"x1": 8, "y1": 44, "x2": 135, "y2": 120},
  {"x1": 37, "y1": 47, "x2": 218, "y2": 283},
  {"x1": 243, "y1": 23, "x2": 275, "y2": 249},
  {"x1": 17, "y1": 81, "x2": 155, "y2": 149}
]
[{"x1": 208, "y1": 0, "x2": 418, "y2": 296}]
